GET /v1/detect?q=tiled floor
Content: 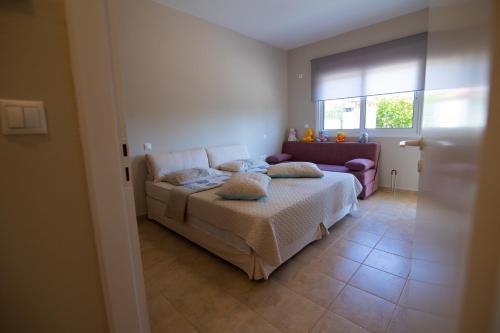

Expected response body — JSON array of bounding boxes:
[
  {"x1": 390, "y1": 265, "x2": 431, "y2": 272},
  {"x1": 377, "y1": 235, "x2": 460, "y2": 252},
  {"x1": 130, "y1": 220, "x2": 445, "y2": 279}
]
[{"x1": 139, "y1": 190, "x2": 452, "y2": 333}]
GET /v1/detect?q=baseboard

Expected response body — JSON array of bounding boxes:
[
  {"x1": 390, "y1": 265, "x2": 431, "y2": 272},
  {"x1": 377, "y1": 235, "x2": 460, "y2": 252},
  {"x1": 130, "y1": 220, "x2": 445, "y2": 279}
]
[{"x1": 378, "y1": 186, "x2": 418, "y2": 194}]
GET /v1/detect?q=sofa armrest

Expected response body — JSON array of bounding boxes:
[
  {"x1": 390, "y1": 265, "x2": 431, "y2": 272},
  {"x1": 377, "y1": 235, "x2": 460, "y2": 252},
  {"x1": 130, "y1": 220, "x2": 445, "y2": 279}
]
[
  {"x1": 266, "y1": 153, "x2": 292, "y2": 164},
  {"x1": 345, "y1": 158, "x2": 375, "y2": 171}
]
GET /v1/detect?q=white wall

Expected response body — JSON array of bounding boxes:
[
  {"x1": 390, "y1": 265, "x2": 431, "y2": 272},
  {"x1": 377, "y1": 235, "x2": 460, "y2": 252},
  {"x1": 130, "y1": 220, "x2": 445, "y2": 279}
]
[
  {"x1": 287, "y1": 10, "x2": 428, "y2": 191},
  {"x1": 114, "y1": 0, "x2": 288, "y2": 214}
]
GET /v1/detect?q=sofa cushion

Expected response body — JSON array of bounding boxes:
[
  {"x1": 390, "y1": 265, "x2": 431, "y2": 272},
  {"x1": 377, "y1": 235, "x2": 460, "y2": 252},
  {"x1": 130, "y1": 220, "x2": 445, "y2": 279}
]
[
  {"x1": 316, "y1": 164, "x2": 349, "y2": 173},
  {"x1": 266, "y1": 153, "x2": 292, "y2": 164},
  {"x1": 350, "y1": 169, "x2": 377, "y2": 185},
  {"x1": 345, "y1": 158, "x2": 375, "y2": 171}
]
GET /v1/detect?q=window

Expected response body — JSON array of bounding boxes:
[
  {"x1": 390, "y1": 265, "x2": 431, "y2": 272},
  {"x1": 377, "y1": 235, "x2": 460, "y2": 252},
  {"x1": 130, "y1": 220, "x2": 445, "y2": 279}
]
[
  {"x1": 323, "y1": 97, "x2": 361, "y2": 130},
  {"x1": 366, "y1": 92, "x2": 415, "y2": 129},
  {"x1": 311, "y1": 33, "x2": 427, "y2": 137},
  {"x1": 318, "y1": 91, "x2": 423, "y2": 137}
]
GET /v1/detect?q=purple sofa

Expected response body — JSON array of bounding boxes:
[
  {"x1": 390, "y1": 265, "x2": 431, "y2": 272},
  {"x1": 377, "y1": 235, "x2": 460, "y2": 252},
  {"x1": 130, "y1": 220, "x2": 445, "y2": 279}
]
[{"x1": 267, "y1": 141, "x2": 381, "y2": 199}]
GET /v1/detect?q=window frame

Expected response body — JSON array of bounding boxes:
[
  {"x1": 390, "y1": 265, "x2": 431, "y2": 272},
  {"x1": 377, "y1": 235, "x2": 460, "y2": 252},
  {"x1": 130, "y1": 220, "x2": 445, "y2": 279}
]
[{"x1": 317, "y1": 91, "x2": 424, "y2": 138}]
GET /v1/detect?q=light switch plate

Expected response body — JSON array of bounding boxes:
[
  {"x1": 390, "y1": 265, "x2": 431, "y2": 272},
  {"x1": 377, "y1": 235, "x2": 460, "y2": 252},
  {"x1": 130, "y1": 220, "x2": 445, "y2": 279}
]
[
  {"x1": 1, "y1": 99, "x2": 47, "y2": 135},
  {"x1": 6, "y1": 106, "x2": 25, "y2": 129}
]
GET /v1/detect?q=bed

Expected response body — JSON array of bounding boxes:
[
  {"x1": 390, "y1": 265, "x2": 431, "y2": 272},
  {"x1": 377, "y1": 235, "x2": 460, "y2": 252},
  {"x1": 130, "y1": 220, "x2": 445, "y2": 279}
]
[{"x1": 145, "y1": 145, "x2": 362, "y2": 279}]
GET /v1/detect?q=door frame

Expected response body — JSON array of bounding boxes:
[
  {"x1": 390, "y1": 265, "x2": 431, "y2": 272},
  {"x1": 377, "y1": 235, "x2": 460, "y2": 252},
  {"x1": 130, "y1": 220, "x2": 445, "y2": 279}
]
[{"x1": 64, "y1": 1, "x2": 150, "y2": 332}]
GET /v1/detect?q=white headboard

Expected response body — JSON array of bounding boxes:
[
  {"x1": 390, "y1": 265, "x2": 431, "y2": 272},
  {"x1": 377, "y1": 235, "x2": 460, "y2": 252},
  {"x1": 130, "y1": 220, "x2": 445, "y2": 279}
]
[
  {"x1": 205, "y1": 144, "x2": 250, "y2": 168},
  {"x1": 145, "y1": 147, "x2": 209, "y2": 182}
]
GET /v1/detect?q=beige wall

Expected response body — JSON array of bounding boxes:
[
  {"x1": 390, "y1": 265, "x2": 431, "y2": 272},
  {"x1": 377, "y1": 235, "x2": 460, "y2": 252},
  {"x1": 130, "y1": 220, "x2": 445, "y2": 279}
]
[
  {"x1": 287, "y1": 10, "x2": 429, "y2": 191},
  {"x1": 114, "y1": 0, "x2": 288, "y2": 215},
  {"x1": 0, "y1": 1, "x2": 108, "y2": 332}
]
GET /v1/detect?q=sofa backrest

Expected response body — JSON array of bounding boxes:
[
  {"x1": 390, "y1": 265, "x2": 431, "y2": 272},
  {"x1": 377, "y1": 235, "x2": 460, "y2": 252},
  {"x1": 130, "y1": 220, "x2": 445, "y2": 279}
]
[{"x1": 282, "y1": 142, "x2": 380, "y2": 167}]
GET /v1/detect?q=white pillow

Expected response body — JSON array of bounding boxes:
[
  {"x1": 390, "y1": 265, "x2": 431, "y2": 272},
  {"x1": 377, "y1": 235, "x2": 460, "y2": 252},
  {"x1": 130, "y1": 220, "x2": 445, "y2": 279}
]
[
  {"x1": 145, "y1": 148, "x2": 209, "y2": 182},
  {"x1": 162, "y1": 168, "x2": 223, "y2": 186},
  {"x1": 216, "y1": 173, "x2": 270, "y2": 200},
  {"x1": 206, "y1": 145, "x2": 250, "y2": 168},
  {"x1": 267, "y1": 162, "x2": 324, "y2": 178},
  {"x1": 218, "y1": 159, "x2": 269, "y2": 172}
]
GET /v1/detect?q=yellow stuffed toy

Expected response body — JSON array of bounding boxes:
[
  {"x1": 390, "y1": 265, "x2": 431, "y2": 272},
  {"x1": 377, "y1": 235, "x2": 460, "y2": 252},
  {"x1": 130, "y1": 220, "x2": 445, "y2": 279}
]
[
  {"x1": 336, "y1": 132, "x2": 346, "y2": 143},
  {"x1": 302, "y1": 127, "x2": 314, "y2": 142}
]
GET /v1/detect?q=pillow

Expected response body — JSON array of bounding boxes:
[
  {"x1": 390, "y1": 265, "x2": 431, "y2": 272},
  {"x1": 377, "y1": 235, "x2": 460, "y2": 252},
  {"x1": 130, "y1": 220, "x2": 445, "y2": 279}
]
[
  {"x1": 218, "y1": 159, "x2": 248, "y2": 172},
  {"x1": 145, "y1": 148, "x2": 209, "y2": 182},
  {"x1": 216, "y1": 173, "x2": 270, "y2": 200},
  {"x1": 162, "y1": 168, "x2": 223, "y2": 185},
  {"x1": 218, "y1": 159, "x2": 269, "y2": 172},
  {"x1": 266, "y1": 153, "x2": 292, "y2": 164},
  {"x1": 267, "y1": 162, "x2": 324, "y2": 178},
  {"x1": 206, "y1": 144, "x2": 250, "y2": 168},
  {"x1": 345, "y1": 158, "x2": 375, "y2": 171}
]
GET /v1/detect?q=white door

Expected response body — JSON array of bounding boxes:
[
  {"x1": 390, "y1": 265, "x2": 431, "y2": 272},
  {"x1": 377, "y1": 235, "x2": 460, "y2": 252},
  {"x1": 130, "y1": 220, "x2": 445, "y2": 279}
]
[{"x1": 405, "y1": 0, "x2": 493, "y2": 331}]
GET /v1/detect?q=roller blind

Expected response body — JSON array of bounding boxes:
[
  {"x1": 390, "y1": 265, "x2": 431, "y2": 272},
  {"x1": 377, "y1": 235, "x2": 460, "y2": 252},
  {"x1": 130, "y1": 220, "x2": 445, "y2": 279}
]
[{"x1": 311, "y1": 33, "x2": 428, "y2": 101}]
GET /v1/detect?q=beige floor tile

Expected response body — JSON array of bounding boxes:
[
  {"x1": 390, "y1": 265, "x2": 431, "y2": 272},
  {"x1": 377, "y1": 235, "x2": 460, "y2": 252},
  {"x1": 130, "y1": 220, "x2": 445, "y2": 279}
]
[
  {"x1": 384, "y1": 225, "x2": 414, "y2": 242},
  {"x1": 326, "y1": 238, "x2": 372, "y2": 263},
  {"x1": 311, "y1": 311, "x2": 369, "y2": 333},
  {"x1": 342, "y1": 228, "x2": 382, "y2": 247},
  {"x1": 283, "y1": 267, "x2": 345, "y2": 307},
  {"x1": 399, "y1": 279, "x2": 459, "y2": 317},
  {"x1": 376, "y1": 237, "x2": 412, "y2": 258},
  {"x1": 313, "y1": 254, "x2": 360, "y2": 282},
  {"x1": 237, "y1": 280, "x2": 324, "y2": 333},
  {"x1": 349, "y1": 265, "x2": 406, "y2": 303},
  {"x1": 330, "y1": 285, "x2": 395, "y2": 333},
  {"x1": 270, "y1": 258, "x2": 307, "y2": 285},
  {"x1": 231, "y1": 315, "x2": 281, "y2": 333},
  {"x1": 387, "y1": 306, "x2": 456, "y2": 333},
  {"x1": 148, "y1": 294, "x2": 197, "y2": 333},
  {"x1": 313, "y1": 231, "x2": 342, "y2": 251},
  {"x1": 151, "y1": 261, "x2": 256, "y2": 333},
  {"x1": 350, "y1": 218, "x2": 388, "y2": 236},
  {"x1": 292, "y1": 241, "x2": 327, "y2": 264},
  {"x1": 329, "y1": 217, "x2": 355, "y2": 236},
  {"x1": 364, "y1": 249, "x2": 411, "y2": 278},
  {"x1": 409, "y1": 258, "x2": 458, "y2": 286}
]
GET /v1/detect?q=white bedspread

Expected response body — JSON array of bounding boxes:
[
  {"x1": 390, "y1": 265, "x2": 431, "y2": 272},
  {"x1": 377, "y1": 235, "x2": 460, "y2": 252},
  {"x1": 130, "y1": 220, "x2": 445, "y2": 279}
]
[{"x1": 185, "y1": 171, "x2": 362, "y2": 267}]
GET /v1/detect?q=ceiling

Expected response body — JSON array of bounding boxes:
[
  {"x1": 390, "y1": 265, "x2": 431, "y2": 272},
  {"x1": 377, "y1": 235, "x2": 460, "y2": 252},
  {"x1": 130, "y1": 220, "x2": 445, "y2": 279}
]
[{"x1": 154, "y1": 0, "x2": 429, "y2": 50}]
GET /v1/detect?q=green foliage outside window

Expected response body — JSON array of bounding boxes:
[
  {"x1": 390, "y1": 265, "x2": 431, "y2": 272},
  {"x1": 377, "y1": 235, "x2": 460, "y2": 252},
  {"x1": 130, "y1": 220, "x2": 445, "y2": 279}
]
[{"x1": 374, "y1": 96, "x2": 414, "y2": 128}]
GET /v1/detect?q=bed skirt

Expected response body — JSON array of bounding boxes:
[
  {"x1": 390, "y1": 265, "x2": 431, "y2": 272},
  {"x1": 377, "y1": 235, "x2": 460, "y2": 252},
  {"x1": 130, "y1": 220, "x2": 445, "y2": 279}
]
[{"x1": 146, "y1": 196, "x2": 356, "y2": 280}]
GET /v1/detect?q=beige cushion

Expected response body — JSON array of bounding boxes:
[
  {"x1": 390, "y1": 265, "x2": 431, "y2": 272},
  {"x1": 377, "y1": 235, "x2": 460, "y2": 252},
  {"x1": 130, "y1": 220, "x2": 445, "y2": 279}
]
[
  {"x1": 216, "y1": 173, "x2": 270, "y2": 200},
  {"x1": 162, "y1": 168, "x2": 223, "y2": 185},
  {"x1": 145, "y1": 148, "x2": 209, "y2": 182},
  {"x1": 267, "y1": 162, "x2": 324, "y2": 178},
  {"x1": 206, "y1": 144, "x2": 250, "y2": 168},
  {"x1": 218, "y1": 159, "x2": 269, "y2": 172},
  {"x1": 218, "y1": 160, "x2": 248, "y2": 172}
]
